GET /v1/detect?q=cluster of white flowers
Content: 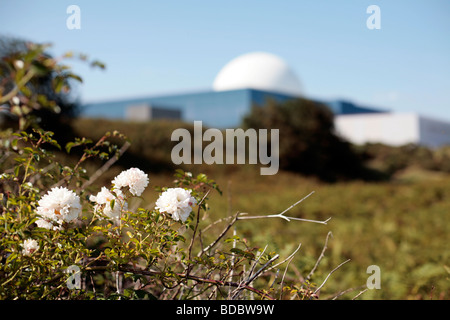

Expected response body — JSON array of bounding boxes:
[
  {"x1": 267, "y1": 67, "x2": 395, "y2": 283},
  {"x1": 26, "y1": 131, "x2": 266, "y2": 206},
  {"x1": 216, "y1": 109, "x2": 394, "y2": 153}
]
[
  {"x1": 22, "y1": 239, "x2": 39, "y2": 256},
  {"x1": 34, "y1": 168, "x2": 195, "y2": 232},
  {"x1": 89, "y1": 187, "x2": 128, "y2": 220},
  {"x1": 89, "y1": 168, "x2": 148, "y2": 220},
  {"x1": 155, "y1": 188, "x2": 197, "y2": 222},
  {"x1": 112, "y1": 167, "x2": 149, "y2": 196},
  {"x1": 35, "y1": 187, "x2": 81, "y2": 230}
]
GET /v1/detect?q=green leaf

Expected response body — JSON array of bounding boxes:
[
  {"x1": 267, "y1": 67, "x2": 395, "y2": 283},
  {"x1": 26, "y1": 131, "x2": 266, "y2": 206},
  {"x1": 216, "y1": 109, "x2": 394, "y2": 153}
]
[
  {"x1": 5, "y1": 252, "x2": 18, "y2": 265},
  {"x1": 230, "y1": 248, "x2": 245, "y2": 255},
  {"x1": 65, "y1": 142, "x2": 75, "y2": 153},
  {"x1": 11, "y1": 139, "x2": 18, "y2": 149},
  {"x1": 90, "y1": 60, "x2": 106, "y2": 69},
  {"x1": 53, "y1": 76, "x2": 64, "y2": 93},
  {"x1": 67, "y1": 73, "x2": 83, "y2": 83},
  {"x1": 14, "y1": 165, "x2": 20, "y2": 177},
  {"x1": 30, "y1": 61, "x2": 49, "y2": 76}
]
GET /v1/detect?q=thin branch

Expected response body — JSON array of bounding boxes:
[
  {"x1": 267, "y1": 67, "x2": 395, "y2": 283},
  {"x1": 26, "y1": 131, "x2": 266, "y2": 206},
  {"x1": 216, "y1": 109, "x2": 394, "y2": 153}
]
[
  {"x1": 186, "y1": 190, "x2": 210, "y2": 276},
  {"x1": 29, "y1": 163, "x2": 56, "y2": 185},
  {"x1": 267, "y1": 243, "x2": 302, "y2": 272},
  {"x1": 325, "y1": 285, "x2": 367, "y2": 300},
  {"x1": 85, "y1": 265, "x2": 275, "y2": 300},
  {"x1": 278, "y1": 191, "x2": 315, "y2": 216},
  {"x1": 81, "y1": 141, "x2": 131, "y2": 190},
  {"x1": 314, "y1": 259, "x2": 351, "y2": 295},
  {"x1": 305, "y1": 231, "x2": 333, "y2": 283},
  {"x1": 200, "y1": 215, "x2": 236, "y2": 233},
  {"x1": 228, "y1": 227, "x2": 237, "y2": 298},
  {"x1": 231, "y1": 253, "x2": 280, "y2": 299},
  {"x1": 248, "y1": 253, "x2": 280, "y2": 284},
  {"x1": 238, "y1": 191, "x2": 331, "y2": 225},
  {"x1": 247, "y1": 245, "x2": 268, "y2": 282},
  {"x1": 279, "y1": 256, "x2": 295, "y2": 300},
  {"x1": 0, "y1": 68, "x2": 36, "y2": 104},
  {"x1": 352, "y1": 288, "x2": 369, "y2": 300},
  {"x1": 197, "y1": 211, "x2": 240, "y2": 257}
]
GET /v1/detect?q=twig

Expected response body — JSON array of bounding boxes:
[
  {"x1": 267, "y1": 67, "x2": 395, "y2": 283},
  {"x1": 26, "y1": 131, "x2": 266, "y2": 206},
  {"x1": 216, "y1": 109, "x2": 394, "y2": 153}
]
[
  {"x1": 238, "y1": 191, "x2": 331, "y2": 225},
  {"x1": 269, "y1": 269, "x2": 279, "y2": 291},
  {"x1": 186, "y1": 190, "x2": 210, "y2": 277},
  {"x1": 228, "y1": 227, "x2": 237, "y2": 298},
  {"x1": 247, "y1": 245, "x2": 268, "y2": 282},
  {"x1": 314, "y1": 259, "x2": 351, "y2": 295},
  {"x1": 231, "y1": 253, "x2": 280, "y2": 299},
  {"x1": 200, "y1": 215, "x2": 236, "y2": 233},
  {"x1": 0, "y1": 68, "x2": 36, "y2": 104},
  {"x1": 115, "y1": 271, "x2": 122, "y2": 298},
  {"x1": 81, "y1": 141, "x2": 130, "y2": 190},
  {"x1": 247, "y1": 253, "x2": 280, "y2": 284},
  {"x1": 305, "y1": 231, "x2": 333, "y2": 283},
  {"x1": 326, "y1": 285, "x2": 367, "y2": 300},
  {"x1": 352, "y1": 288, "x2": 369, "y2": 300},
  {"x1": 279, "y1": 256, "x2": 295, "y2": 300},
  {"x1": 85, "y1": 265, "x2": 275, "y2": 300},
  {"x1": 197, "y1": 211, "x2": 240, "y2": 257},
  {"x1": 267, "y1": 243, "x2": 302, "y2": 272},
  {"x1": 243, "y1": 244, "x2": 269, "y2": 299}
]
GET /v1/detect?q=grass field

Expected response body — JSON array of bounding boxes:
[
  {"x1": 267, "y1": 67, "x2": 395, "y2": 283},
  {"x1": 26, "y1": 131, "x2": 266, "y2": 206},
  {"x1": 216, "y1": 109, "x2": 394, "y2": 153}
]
[
  {"x1": 141, "y1": 168, "x2": 449, "y2": 300},
  {"x1": 72, "y1": 119, "x2": 450, "y2": 300}
]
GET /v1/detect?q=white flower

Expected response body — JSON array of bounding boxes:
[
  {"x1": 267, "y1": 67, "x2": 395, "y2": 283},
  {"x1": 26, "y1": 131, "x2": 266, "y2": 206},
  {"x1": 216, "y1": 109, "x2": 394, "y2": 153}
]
[
  {"x1": 11, "y1": 96, "x2": 20, "y2": 105},
  {"x1": 90, "y1": 187, "x2": 128, "y2": 220},
  {"x1": 112, "y1": 167, "x2": 149, "y2": 196},
  {"x1": 14, "y1": 60, "x2": 24, "y2": 69},
  {"x1": 35, "y1": 218, "x2": 58, "y2": 230},
  {"x1": 22, "y1": 239, "x2": 39, "y2": 256},
  {"x1": 155, "y1": 188, "x2": 197, "y2": 222},
  {"x1": 35, "y1": 186, "x2": 81, "y2": 230}
]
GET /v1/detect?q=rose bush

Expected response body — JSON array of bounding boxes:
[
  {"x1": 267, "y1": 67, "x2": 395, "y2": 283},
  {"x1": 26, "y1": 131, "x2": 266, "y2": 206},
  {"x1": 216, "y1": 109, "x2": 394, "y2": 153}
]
[{"x1": 0, "y1": 42, "x2": 339, "y2": 300}]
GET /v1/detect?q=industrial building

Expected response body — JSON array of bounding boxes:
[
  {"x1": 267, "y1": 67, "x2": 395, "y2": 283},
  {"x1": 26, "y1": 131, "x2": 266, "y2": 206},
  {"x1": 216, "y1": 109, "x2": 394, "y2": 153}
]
[{"x1": 81, "y1": 52, "x2": 450, "y2": 148}]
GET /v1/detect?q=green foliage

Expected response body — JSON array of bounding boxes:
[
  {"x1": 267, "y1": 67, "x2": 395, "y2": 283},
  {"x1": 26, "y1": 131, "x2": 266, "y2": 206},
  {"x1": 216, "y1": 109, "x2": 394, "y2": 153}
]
[
  {"x1": 201, "y1": 169, "x2": 450, "y2": 300},
  {"x1": 71, "y1": 118, "x2": 191, "y2": 173},
  {"x1": 359, "y1": 143, "x2": 450, "y2": 176},
  {"x1": 0, "y1": 41, "x2": 336, "y2": 300},
  {"x1": 0, "y1": 36, "x2": 104, "y2": 144},
  {"x1": 241, "y1": 98, "x2": 380, "y2": 182}
]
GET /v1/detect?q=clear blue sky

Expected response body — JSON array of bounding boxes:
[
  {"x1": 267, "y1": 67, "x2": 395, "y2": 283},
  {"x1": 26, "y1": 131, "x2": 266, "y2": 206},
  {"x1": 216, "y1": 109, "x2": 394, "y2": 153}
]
[{"x1": 1, "y1": 0, "x2": 449, "y2": 120}]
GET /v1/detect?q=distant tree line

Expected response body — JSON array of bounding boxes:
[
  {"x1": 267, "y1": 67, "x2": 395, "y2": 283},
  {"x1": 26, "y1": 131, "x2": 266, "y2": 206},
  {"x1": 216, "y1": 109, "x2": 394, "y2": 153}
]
[{"x1": 242, "y1": 98, "x2": 384, "y2": 181}]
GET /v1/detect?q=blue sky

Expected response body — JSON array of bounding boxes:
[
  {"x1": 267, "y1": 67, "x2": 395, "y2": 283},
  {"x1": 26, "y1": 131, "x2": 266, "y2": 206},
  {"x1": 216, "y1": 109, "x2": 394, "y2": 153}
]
[{"x1": 1, "y1": 0, "x2": 449, "y2": 120}]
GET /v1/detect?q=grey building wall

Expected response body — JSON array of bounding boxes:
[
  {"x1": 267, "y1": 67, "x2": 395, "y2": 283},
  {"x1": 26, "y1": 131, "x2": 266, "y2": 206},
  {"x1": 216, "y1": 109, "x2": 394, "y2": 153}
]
[{"x1": 126, "y1": 104, "x2": 182, "y2": 122}]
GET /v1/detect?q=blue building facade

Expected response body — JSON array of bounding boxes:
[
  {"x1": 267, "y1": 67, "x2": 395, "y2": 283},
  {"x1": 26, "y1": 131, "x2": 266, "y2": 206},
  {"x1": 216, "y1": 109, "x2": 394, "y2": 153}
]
[{"x1": 81, "y1": 88, "x2": 386, "y2": 128}]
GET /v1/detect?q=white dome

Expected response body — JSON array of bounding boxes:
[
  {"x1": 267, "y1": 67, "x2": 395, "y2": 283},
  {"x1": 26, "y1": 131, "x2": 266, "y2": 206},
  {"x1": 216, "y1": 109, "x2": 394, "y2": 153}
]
[{"x1": 213, "y1": 52, "x2": 302, "y2": 96}]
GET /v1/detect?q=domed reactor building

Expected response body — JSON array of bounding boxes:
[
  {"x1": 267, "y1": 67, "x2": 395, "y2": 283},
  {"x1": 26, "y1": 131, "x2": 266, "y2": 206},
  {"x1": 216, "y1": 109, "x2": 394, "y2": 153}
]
[{"x1": 82, "y1": 52, "x2": 450, "y2": 147}]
